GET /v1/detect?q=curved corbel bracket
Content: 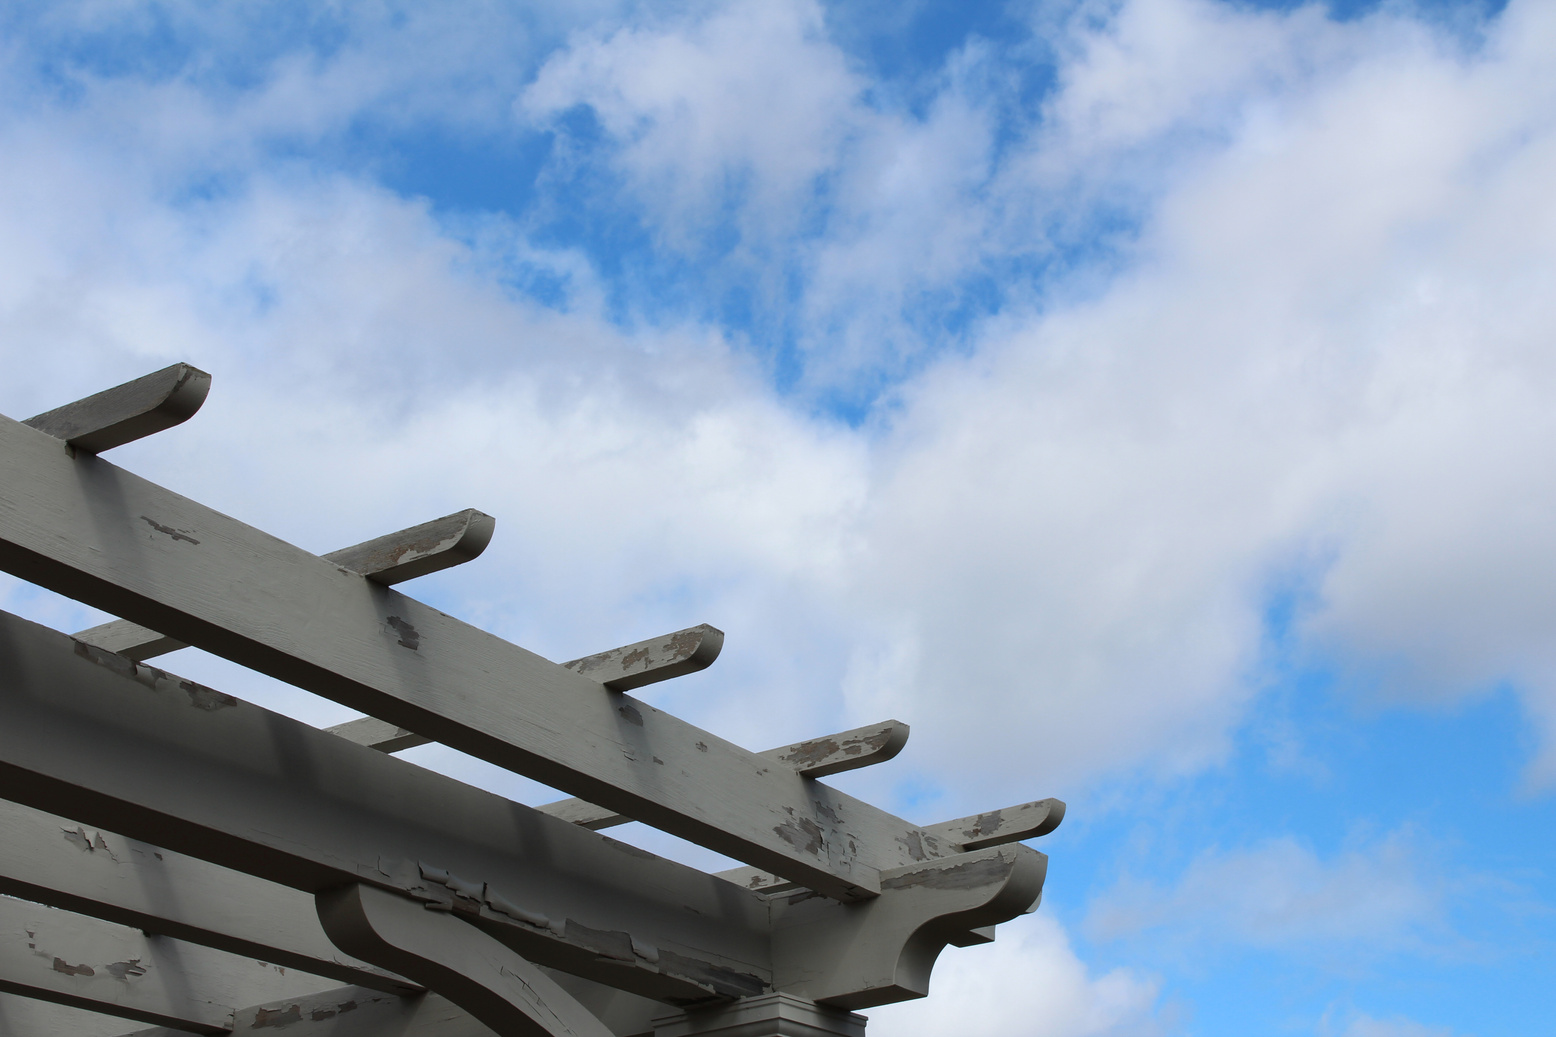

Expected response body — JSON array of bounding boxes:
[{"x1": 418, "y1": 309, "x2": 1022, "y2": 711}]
[
  {"x1": 316, "y1": 883, "x2": 613, "y2": 1037},
  {"x1": 768, "y1": 844, "x2": 1048, "y2": 1011}
]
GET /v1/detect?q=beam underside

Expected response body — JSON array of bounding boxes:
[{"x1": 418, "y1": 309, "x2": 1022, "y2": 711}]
[{"x1": 0, "y1": 609, "x2": 772, "y2": 1006}]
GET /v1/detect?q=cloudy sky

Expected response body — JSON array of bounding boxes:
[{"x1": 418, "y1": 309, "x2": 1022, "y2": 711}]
[{"x1": 0, "y1": 0, "x2": 1550, "y2": 1033}]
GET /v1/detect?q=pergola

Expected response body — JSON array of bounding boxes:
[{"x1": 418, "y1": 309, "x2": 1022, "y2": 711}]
[{"x1": 0, "y1": 364, "x2": 1062, "y2": 1037}]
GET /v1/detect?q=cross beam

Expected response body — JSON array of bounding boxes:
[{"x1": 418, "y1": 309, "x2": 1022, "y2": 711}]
[
  {"x1": 0, "y1": 609, "x2": 771, "y2": 1005},
  {"x1": 74, "y1": 508, "x2": 498, "y2": 660},
  {"x1": 0, "y1": 801, "x2": 410, "y2": 994},
  {"x1": 0, "y1": 412, "x2": 964, "y2": 901},
  {"x1": 0, "y1": 608, "x2": 1047, "y2": 1011},
  {"x1": 0, "y1": 894, "x2": 344, "y2": 1034}
]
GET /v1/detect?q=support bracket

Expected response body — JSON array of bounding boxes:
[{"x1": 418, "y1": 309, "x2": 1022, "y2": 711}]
[{"x1": 316, "y1": 883, "x2": 613, "y2": 1037}]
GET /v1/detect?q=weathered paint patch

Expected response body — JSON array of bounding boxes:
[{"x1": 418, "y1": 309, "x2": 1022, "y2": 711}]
[
  {"x1": 308, "y1": 998, "x2": 359, "y2": 1021},
  {"x1": 657, "y1": 949, "x2": 767, "y2": 1000},
  {"x1": 386, "y1": 616, "x2": 420, "y2": 650},
  {"x1": 774, "y1": 817, "x2": 825, "y2": 856},
  {"x1": 251, "y1": 1003, "x2": 303, "y2": 1028},
  {"x1": 897, "y1": 831, "x2": 928, "y2": 862},
  {"x1": 182, "y1": 680, "x2": 238, "y2": 711},
  {"x1": 880, "y1": 856, "x2": 1010, "y2": 892},
  {"x1": 61, "y1": 826, "x2": 107, "y2": 854},
  {"x1": 140, "y1": 516, "x2": 200, "y2": 544},
  {"x1": 663, "y1": 629, "x2": 702, "y2": 659},
  {"x1": 564, "y1": 919, "x2": 635, "y2": 962},
  {"x1": 960, "y1": 811, "x2": 1005, "y2": 840},
  {"x1": 779, "y1": 738, "x2": 840, "y2": 769},
  {"x1": 106, "y1": 959, "x2": 147, "y2": 979},
  {"x1": 617, "y1": 703, "x2": 644, "y2": 727}
]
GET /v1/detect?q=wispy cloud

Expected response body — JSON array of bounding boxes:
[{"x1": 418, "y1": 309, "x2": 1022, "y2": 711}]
[{"x1": 1085, "y1": 828, "x2": 1452, "y2": 958}]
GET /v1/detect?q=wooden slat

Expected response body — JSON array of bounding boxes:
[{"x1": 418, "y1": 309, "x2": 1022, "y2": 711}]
[
  {"x1": 713, "y1": 797, "x2": 1064, "y2": 893},
  {"x1": 327, "y1": 625, "x2": 730, "y2": 753},
  {"x1": 325, "y1": 509, "x2": 495, "y2": 586},
  {"x1": 538, "y1": 721, "x2": 910, "y2": 830},
  {"x1": 0, "y1": 414, "x2": 951, "y2": 900},
  {"x1": 0, "y1": 801, "x2": 412, "y2": 994},
  {"x1": 110, "y1": 987, "x2": 497, "y2": 1037},
  {"x1": 72, "y1": 510, "x2": 498, "y2": 660},
  {"x1": 23, "y1": 364, "x2": 210, "y2": 454},
  {"x1": 0, "y1": 895, "x2": 343, "y2": 1034},
  {"x1": 562, "y1": 624, "x2": 724, "y2": 692},
  {"x1": 922, "y1": 799, "x2": 1065, "y2": 850}
]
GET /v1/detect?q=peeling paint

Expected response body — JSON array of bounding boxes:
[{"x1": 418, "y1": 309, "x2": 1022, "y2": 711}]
[
  {"x1": 308, "y1": 999, "x2": 358, "y2": 1021},
  {"x1": 881, "y1": 856, "x2": 1010, "y2": 891},
  {"x1": 663, "y1": 629, "x2": 702, "y2": 660},
  {"x1": 778, "y1": 738, "x2": 840, "y2": 768},
  {"x1": 774, "y1": 817, "x2": 825, "y2": 856},
  {"x1": 182, "y1": 680, "x2": 238, "y2": 711},
  {"x1": 657, "y1": 949, "x2": 767, "y2": 999},
  {"x1": 106, "y1": 959, "x2": 147, "y2": 980},
  {"x1": 961, "y1": 811, "x2": 1005, "y2": 839},
  {"x1": 386, "y1": 616, "x2": 420, "y2": 650},
  {"x1": 140, "y1": 516, "x2": 200, "y2": 544},
  {"x1": 617, "y1": 703, "x2": 644, "y2": 727},
  {"x1": 251, "y1": 1004, "x2": 303, "y2": 1028},
  {"x1": 620, "y1": 647, "x2": 651, "y2": 671},
  {"x1": 52, "y1": 957, "x2": 94, "y2": 977},
  {"x1": 897, "y1": 832, "x2": 929, "y2": 862},
  {"x1": 564, "y1": 919, "x2": 635, "y2": 962},
  {"x1": 485, "y1": 889, "x2": 549, "y2": 928}
]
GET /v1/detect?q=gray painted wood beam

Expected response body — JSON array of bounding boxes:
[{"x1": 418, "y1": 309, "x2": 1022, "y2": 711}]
[
  {"x1": 0, "y1": 610, "x2": 1049, "y2": 1011},
  {"x1": 0, "y1": 992, "x2": 145, "y2": 1037},
  {"x1": 0, "y1": 895, "x2": 344, "y2": 1034},
  {"x1": 711, "y1": 796, "x2": 1063, "y2": 895},
  {"x1": 0, "y1": 609, "x2": 772, "y2": 1006},
  {"x1": 0, "y1": 801, "x2": 412, "y2": 994},
  {"x1": 0, "y1": 414, "x2": 953, "y2": 902},
  {"x1": 72, "y1": 509, "x2": 497, "y2": 661},
  {"x1": 110, "y1": 987, "x2": 499, "y2": 1037},
  {"x1": 22, "y1": 363, "x2": 211, "y2": 454},
  {"x1": 562, "y1": 625, "x2": 724, "y2": 693},
  {"x1": 317, "y1": 883, "x2": 614, "y2": 1037},
  {"x1": 538, "y1": 721, "x2": 911, "y2": 830},
  {"x1": 326, "y1": 624, "x2": 729, "y2": 753},
  {"x1": 921, "y1": 798, "x2": 1066, "y2": 850}
]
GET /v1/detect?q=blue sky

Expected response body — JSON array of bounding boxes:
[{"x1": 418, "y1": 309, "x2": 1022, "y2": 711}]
[{"x1": 1, "y1": 1, "x2": 1552, "y2": 1035}]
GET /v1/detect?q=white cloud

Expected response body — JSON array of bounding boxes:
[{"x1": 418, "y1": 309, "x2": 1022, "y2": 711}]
[
  {"x1": 1085, "y1": 830, "x2": 1447, "y2": 954},
  {"x1": 866, "y1": 914, "x2": 1164, "y2": 1037},
  {"x1": 7, "y1": 0, "x2": 1556, "y2": 810},
  {"x1": 521, "y1": 0, "x2": 862, "y2": 243}
]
